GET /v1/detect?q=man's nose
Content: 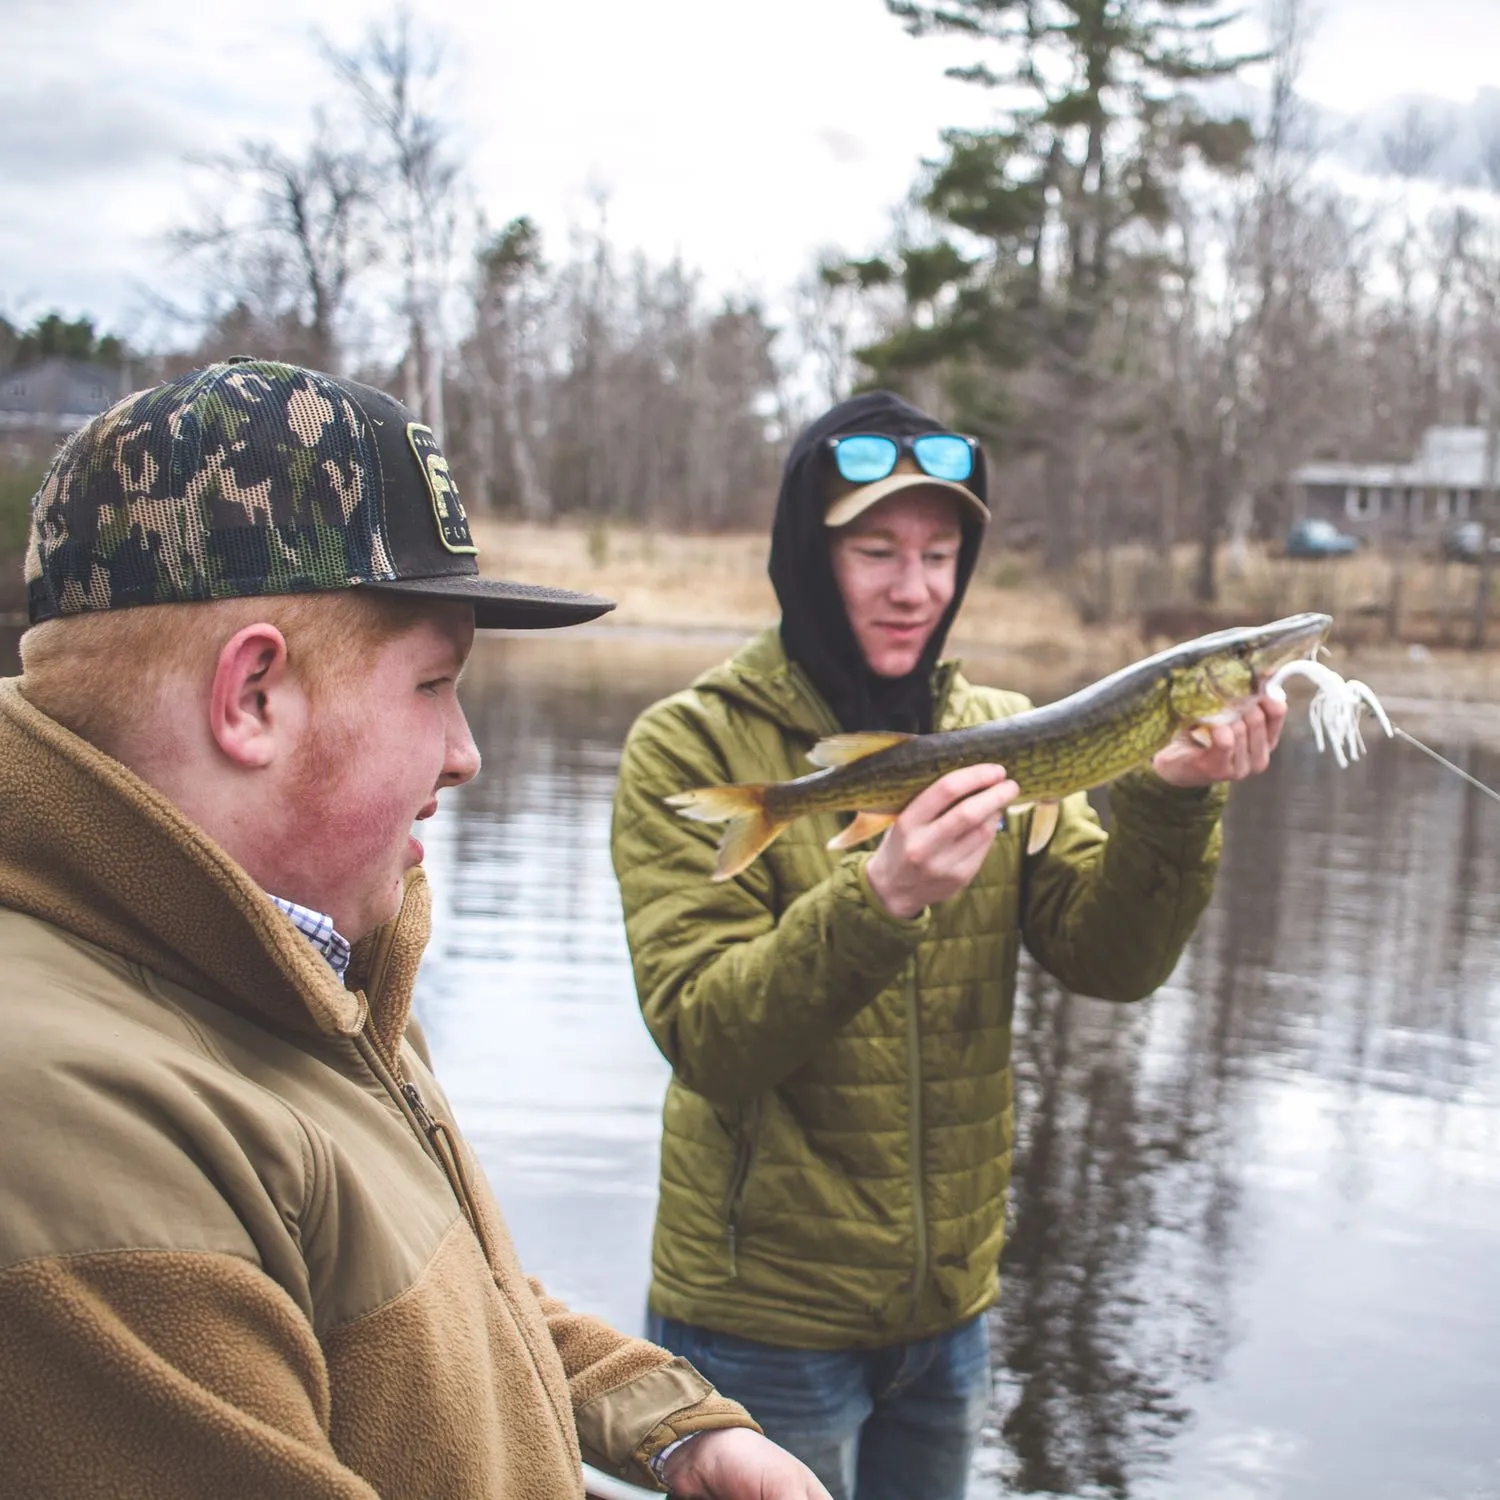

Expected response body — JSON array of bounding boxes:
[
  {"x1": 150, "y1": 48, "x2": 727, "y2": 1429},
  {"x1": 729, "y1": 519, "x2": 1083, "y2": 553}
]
[
  {"x1": 443, "y1": 707, "x2": 482, "y2": 788},
  {"x1": 888, "y1": 552, "x2": 928, "y2": 603}
]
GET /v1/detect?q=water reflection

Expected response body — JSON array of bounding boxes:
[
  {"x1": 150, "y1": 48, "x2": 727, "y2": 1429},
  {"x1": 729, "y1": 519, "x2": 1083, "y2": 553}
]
[
  {"x1": 989, "y1": 740, "x2": 1500, "y2": 1499},
  {"x1": 413, "y1": 634, "x2": 1500, "y2": 1498}
]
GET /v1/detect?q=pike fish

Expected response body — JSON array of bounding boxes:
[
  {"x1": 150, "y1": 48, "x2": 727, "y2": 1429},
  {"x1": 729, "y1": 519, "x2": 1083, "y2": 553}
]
[{"x1": 668, "y1": 612, "x2": 1332, "y2": 881}]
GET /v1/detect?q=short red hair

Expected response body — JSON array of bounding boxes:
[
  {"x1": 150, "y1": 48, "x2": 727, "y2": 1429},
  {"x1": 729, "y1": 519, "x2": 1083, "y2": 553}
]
[{"x1": 19, "y1": 589, "x2": 427, "y2": 760}]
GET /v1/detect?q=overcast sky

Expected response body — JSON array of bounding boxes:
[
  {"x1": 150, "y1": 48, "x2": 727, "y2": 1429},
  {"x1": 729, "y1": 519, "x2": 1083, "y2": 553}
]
[{"x1": 5, "y1": 0, "x2": 1498, "y2": 344}]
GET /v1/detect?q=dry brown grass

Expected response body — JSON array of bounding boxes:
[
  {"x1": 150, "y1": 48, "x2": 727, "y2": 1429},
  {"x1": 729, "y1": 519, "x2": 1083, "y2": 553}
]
[
  {"x1": 473, "y1": 519, "x2": 776, "y2": 634},
  {"x1": 1067, "y1": 539, "x2": 1498, "y2": 649},
  {"x1": 473, "y1": 517, "x2": 1141, "y2": 662}
]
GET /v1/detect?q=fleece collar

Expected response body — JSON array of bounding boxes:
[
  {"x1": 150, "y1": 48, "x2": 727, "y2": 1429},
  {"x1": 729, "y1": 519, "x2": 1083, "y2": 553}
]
[{"x1": 0, "y1": 678, "x2": 427, "y2": 1046}]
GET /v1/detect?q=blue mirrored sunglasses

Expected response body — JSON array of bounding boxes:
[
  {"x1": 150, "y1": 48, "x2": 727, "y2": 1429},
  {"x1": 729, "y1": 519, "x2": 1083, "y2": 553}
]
[{"x1": 826, "y1": 431, "x2": 977, "y2": 485}]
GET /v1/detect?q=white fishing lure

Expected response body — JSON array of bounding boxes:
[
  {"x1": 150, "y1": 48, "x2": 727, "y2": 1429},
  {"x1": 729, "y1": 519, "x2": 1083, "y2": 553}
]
[{"x1": 1263, "y1": 657, "x2": 1393, "y2": 768}]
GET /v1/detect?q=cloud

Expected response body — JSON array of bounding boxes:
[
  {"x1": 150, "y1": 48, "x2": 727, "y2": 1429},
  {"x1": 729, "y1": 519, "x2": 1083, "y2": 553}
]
[
  {"x1": 0, "y1": 80, "x2": 187, "y2": 187},
  {"x1": 8, "y1": 0, "x2": 1493, "y2": 345},
  {"x1": 818, "y1": 128, "x2": 869, "y2": 166}
]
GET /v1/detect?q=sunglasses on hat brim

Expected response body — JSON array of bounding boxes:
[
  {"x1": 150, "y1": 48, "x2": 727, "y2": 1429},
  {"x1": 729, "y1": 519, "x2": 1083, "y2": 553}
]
[{"x1": 825, "y1": 432, "x2": 977, "y2": 486}]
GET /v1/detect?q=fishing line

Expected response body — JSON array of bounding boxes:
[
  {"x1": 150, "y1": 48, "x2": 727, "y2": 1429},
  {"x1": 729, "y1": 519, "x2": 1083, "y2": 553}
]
[
  {"x1": 1390, "y1": 727, "x2": 1500, "y2": 807},
  {"x1": 1267, "y1": 658, "x2": 1500, "y2": 806}
]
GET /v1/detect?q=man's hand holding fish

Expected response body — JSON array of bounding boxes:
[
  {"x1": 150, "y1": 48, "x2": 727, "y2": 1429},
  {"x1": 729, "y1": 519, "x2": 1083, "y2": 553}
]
[
  {"x1": 863, "y1": 691, "x2": 1289, "y2": 921},
  {"x1": 1152, "y1": 693, "x2": 1288, "y2": 788},
  {"x1": 865, "y1": 763, "x2": 1019, "y2": 919}
]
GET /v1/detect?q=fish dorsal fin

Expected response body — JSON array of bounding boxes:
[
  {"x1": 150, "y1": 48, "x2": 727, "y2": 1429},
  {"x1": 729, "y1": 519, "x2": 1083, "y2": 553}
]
[
  {"x1": 826, "y1": 810, "x2": 899, "y2": 851},
  {"x1": 807, "y1": 731, "x2": 914, "y2": 770},
  {"x1": 1026, "y1": 800, "x2": 1060, "y2": 856}
]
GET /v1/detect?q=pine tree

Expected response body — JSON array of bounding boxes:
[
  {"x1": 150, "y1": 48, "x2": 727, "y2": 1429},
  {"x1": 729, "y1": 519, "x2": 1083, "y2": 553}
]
[{"x1": 867, "y1": 0, "x2": 1258, "y2": 567}]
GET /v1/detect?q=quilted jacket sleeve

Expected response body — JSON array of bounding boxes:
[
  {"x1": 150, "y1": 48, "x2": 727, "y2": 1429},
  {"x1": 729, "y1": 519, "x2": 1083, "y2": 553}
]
[
  {"x1": 1019, "y1": 766, "x2": 1227, "y2": 1001},
  {"x1": 611, "y1": 698, "x2": 929, "y2": 1108}
]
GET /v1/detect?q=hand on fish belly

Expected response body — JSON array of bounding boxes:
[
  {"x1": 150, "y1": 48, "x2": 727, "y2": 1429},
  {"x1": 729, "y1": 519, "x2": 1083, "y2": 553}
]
[
  {"x1": 1151, "y1": 695, "x2": 1288, "y2": 788},
  {"x1": 865, "y1": 763, "x2": 1020, "y2": 921}
]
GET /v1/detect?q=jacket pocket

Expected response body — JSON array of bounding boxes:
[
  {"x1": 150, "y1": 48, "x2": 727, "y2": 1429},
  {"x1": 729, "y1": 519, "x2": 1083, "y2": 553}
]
[{"x1": 719, "y1": 1098, "x2": 762, "y2": 1277}]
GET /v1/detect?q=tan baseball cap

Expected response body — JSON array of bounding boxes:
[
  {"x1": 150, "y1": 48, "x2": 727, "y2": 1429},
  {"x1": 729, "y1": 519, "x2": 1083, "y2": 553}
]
[{"x1": 823, "y1": 455, "x2": 991, "y2": 529}]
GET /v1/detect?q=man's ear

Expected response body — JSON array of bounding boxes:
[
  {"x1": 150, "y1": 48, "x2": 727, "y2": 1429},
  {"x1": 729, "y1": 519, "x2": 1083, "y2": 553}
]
[{"x1": 209, "y1": 624, "x2": 302, "y2": 769}]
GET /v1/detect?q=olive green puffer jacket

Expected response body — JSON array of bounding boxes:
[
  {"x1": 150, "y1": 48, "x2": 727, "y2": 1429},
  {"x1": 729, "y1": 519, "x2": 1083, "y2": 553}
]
[{"x1": 611, "y1": 630, "x2": 1226, "y2": 1350}]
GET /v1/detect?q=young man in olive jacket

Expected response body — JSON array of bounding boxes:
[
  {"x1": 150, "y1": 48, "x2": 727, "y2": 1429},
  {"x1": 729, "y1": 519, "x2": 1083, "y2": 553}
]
[
  {"x1": 610, "y1": 391, "x2": 1287, "y2": 1500},
  {"x1": 0, "y1": 360, "x2": 832, "y2": 1500}
]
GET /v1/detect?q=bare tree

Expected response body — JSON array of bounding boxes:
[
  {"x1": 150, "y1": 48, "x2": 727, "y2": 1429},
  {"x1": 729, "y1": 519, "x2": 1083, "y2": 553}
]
[
  {"x1": 1381, "y1": 101, "x2": 1451, "y2": 183},
  {"x1": 325, "y1": 6, "x2": 465, "y2": 441},
  {"x1": 790, "y1": 252, "x2": 877, "y2": 413},
  {"x1": 1456, "y1": 144, "x2": 1500, "y2": 645},
  {"x1": 464, "y1": 218, "x2": 554, "y2": 520},
  {"x1": 171, "y1": 123, "x2": 378, "y2": 371},
  {"x1": 445, "y1": 214, "x2": 786, "y2": 530}
]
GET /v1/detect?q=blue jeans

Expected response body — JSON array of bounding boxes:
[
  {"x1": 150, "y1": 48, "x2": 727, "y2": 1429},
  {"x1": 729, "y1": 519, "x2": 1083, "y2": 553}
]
[{"x1": 646, "y1": 1312, "x2": 991, "y2": 1500}]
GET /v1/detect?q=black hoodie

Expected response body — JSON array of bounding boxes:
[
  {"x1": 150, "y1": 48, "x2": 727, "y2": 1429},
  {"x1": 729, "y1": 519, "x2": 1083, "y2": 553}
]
[{"x1": 769, "y1": 391, "x2": 988, "y2": 734}]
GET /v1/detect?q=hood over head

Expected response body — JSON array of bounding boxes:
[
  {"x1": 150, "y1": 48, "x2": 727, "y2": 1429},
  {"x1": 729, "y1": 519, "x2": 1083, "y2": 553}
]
[{"x1": 769, "y1": 390, "x2": 988, "y2": 733}]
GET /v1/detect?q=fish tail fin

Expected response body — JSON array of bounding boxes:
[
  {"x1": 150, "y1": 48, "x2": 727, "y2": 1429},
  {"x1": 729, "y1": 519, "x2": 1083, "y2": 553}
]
[{"x1": 665, "y1": 784, "x2": 790, "y2": 881}]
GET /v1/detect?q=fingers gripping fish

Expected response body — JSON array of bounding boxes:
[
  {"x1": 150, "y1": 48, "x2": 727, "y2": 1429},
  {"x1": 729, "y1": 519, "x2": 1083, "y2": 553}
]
[{"x1": 668, "y1": 613, "x2": 1333, "y2": 881}]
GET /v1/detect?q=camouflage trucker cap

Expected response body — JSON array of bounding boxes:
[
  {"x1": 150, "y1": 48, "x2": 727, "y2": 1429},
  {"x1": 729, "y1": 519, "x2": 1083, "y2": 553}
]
[{"x1": 24, "y1": 358, "x2": 614, "y2": 630}]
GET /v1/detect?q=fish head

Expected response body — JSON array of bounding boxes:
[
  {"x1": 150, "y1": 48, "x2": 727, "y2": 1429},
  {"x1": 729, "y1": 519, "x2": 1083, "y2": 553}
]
[{"x1": 1167, "y1": 612, "x2": 1333, "y2": 721}]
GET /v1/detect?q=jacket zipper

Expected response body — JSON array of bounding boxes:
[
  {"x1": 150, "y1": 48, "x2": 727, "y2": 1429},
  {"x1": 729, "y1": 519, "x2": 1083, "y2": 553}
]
[
  {"x1": 353, "y1": 1028, "x2": 494, "y2": 1261},
  {"x1": 790, "y1": 657, "x2": 940, "y2": 1320},
  {"x1": 401, "y1": 1078, "x2": 437, "y2": 1132},
  {"x1": 721, "y1": 1100, "x2": 761, "y2": 1277},
  {"x1": 905, "y1": 961, "x2": 928, "y2": 1323},
  {"x1": 356, "y1": 1023, "x2": 580, "y2": 1464}
]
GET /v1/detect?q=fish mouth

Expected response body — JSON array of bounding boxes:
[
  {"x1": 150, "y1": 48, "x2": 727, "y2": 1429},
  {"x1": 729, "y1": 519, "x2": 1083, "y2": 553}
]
[
  {"x1": 1242, "y1": 612, "x2": 1334, "y2": 688},
  {"x1": 1179, "y1": 612, "x2": 1333, "y2": 707}
]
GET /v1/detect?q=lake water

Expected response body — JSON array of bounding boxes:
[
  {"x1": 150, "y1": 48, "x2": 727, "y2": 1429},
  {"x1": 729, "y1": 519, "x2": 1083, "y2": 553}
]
[
  {"x1": 420, "y1": 631, "x2": 1500, "y2": 1500},
  {"x1": 8, "y1": 623, "x2": 1500, "y2": 1498}
]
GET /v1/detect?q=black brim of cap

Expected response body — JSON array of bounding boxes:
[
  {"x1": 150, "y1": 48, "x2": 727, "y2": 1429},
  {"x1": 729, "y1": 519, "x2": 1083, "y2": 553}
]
[{"x1": 362, "y1": 575, "x2": 616, "y2": 629}]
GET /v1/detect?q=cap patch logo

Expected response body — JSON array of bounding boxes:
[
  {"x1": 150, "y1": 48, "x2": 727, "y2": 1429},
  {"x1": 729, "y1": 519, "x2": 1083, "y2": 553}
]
[{"x1": 406, "y1": 423, "x2": 477, "y2": 555}]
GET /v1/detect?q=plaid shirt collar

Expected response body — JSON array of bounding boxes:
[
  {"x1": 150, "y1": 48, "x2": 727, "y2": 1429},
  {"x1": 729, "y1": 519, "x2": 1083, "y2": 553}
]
[{"x1": 266, "y1": 894, "x2": 353, "y2": 982}]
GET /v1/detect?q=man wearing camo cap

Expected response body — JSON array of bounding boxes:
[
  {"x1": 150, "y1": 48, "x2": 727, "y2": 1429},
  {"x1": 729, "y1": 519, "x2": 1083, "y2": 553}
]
[{"x1": 0, "y1": 359, "x2": 830, "y2": 1500}]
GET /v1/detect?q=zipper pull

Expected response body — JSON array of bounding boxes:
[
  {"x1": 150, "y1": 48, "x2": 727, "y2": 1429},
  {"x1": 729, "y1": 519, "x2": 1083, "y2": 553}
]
[{"x1": 402, "y1": 1080, "x2": 437, "y2": 1137}]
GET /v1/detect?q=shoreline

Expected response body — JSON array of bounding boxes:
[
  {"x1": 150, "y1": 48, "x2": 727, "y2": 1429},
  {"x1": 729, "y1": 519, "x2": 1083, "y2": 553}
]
[
  {"x1": 6, "y1": 515, "x2": 1499, "y2": 738},
  {"x1": 467, "y1": 520, "x2": 1500, "y2": 746},
  {"x1": 478, "y1": 621, "x2": 1500, "y2": 740}
]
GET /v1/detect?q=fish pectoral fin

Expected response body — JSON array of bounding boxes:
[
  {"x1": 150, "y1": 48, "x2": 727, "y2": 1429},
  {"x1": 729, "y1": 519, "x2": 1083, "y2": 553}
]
[
  {"x1": 1025, "y1": 800, "x2": 1060, "y2": 856},
  {"x1": 1188, "y1": 724, "x2": 1215, "y2": 749},
  {"x1": 826, "y1": 810, "x2": 899, "y2": 850},
  {"x1": 806, "y1": 731, "x2": 914, "y2": 769}
]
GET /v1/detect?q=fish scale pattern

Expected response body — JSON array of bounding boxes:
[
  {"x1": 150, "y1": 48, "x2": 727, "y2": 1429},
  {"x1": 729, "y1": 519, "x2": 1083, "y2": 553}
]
[{"x1": 611, "y1": 628, "x2": 1226, "y2": 1350}]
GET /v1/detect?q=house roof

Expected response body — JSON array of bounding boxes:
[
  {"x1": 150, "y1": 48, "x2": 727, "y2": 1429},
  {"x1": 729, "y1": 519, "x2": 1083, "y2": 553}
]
[
  {"x1": 1292, "y1": 461, "x2": 1406, "y2": 488},
  {"x1": 1293, "y1": 426, "x2": 1498, "y2": 490},
  {"x1": 0, "y1": 357, "x2": 131, "y2": 432}
]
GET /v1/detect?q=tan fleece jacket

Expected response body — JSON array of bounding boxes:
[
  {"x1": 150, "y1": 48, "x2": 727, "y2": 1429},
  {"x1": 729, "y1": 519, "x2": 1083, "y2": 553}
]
[{"x1": 0, "y1": 678, "x2": 756, "y2": 1498}]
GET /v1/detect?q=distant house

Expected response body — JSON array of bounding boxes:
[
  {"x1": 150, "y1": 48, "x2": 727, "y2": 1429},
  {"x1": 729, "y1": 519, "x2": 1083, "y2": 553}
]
[
  {"x1": 1292, "y1": 426, "x2": 1498, "y2": 541},
  {"x1": 0, "y1": 357, "x2": 132, "y2": 458}
]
